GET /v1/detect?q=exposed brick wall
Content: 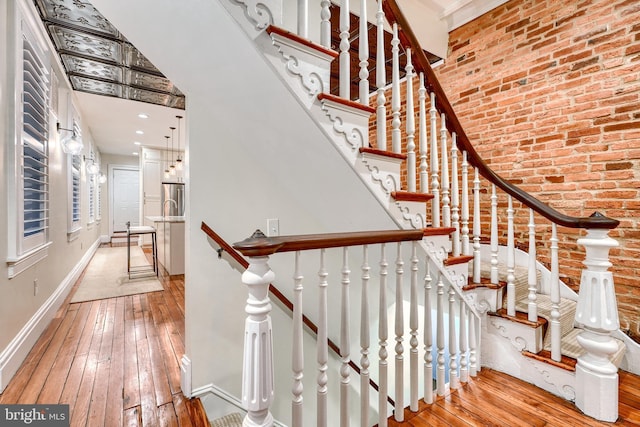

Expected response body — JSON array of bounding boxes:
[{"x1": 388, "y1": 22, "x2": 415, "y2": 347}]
[{"x1": 434, "y1": 0, "x2": 640, "y2": 339}]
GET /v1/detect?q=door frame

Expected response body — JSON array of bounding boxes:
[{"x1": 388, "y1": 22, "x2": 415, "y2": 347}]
[{"x1": 108, "y1": 164, "x2": 140, "y2": 237}]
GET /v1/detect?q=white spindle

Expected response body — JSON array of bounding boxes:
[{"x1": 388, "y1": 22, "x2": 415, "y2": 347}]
[
  {"x1": 297, "y1": 0, "x2": 308, "y2": 38},
  {"x1": 375, "y1": 0, "x2": 387, "y2": 151},
  {"x1": 527, "y1": 210, "x2": 538, "y2": 322},
  {"x1": 339, "y1": 0, "x2": 350, "y2": 99},
  {"x1": 472, "y1": 168, "x2": 481, "y2": 284},
  {"x1": 418, "y1": 73, "x2": 428, "y2": 193},
  {"x1": 292, "y1": 252, "x2": 304, "y2": 426},
  {"x1": 430, "y1": 93, "x2": 440, "y2": 226},
  {"x1": 378, "y1": 244, "x2": 388, "y2": 427},
  {"x1": 550, "y1": 223, "x2": 561, "y2": 362},
  {"x1": 340, "y1": 248, "x2": 351, "y2": 427},
  {"x1": 440, "y1": 114, "x2": 450, "y2": 227},
  {"x1": 242, "y1": 256, "x2": 275, "y2": 427},
  {"x1": 358, "y1": 0, "x2": 369, "y2": 105},
  {"x1": 448, "y1": 287, "x2": 459, "y2": 390},
  {"x1": 320, "y1": 0, "x2": 331, "y2": 48},
  {"x1": 490, "y1": 184, "x2": 499, "y2": 285},
  {"x1": 469, "y1": 312, "x2": 477, "y2": 377},
  {"x1": 409, "y1": 242, "x2": 419, "y2": 411},
  {"x1": 360, "y1": 246, "x2": 370, "y2": 427},
  {"x1": 459, "y1": 301, "x2": 468, "y2": 383},
  {"x1": 405, "y1": 50, "x2": 416, "y2": 193},
  {"x1": 423, "y1": 262, "x2": 433, "y2": 404},
  {"x1": 461, "y1": 151, "x2": 470, "y2": 256},
  {"x1": 507, "y1": 196, "x2": 516, "y2": 317},
  {"x1": 451, "y1": 134, "x2": 460, "y2": 256},
  {"x1": 436, "y1": 275, "x2": 445, "y2": 395},
  {"x1": 394, "y1": 243, "x2": 404, "y2": 421},
  {"x1": 317, "y1": 249, "x2": 329, "y2": 427},
  {"x1": 391, "y1": 24, "x2": 401, "y2": 154}
]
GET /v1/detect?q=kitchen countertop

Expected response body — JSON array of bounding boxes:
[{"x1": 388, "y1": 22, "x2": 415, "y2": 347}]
[{"x1": 145, "y1": 216, "x2": 186, "y2": 223}]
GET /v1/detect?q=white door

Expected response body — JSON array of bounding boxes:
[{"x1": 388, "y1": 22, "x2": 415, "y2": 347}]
[{"x1": 112, "y1": 167, "x2": 140, "y2": 232}]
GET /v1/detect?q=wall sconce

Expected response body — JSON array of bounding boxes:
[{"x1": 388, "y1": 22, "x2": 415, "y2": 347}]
[
  {"x1": 84, "y1": 154, "x2": 100, "y2": 175},
  {"x1": 98, "y1": 173, "x2": 107, "y2": 184},
  {"x1": 57, "y1": 122, "x2": 84, "y2": 155}
]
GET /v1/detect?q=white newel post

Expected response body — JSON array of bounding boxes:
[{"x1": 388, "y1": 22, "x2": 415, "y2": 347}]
[
  {"x1": 242, "y1": 255, "x2": 276, "y2": 427},
  {"x1": 574, "y1": 226, "x2": 620, "y2": 423}
]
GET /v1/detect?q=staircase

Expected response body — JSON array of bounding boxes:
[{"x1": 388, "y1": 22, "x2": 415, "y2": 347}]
[{"x1": 185, "y1": 0, "x2": 631, "y2": 425}]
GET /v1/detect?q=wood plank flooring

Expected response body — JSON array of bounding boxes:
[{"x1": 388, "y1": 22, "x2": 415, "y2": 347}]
[
  {"x1": 2, "y1": 244, "x2": 640, "y2": 426},
  {"x1": 0, "y1": 245, "x2": 206, "y2": 427},
  {"x1": 389, "y1": 368, "x2": 640, "y2": 426}
]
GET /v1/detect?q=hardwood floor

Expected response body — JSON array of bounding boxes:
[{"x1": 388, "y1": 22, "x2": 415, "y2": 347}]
[
  {"x1": 0, "y1": 245, "x2": 207, "y2": 427},
  {"x1": 2, "y1": 244, "x2": 640, "y2": 426},
  {"x1": 389, "y1": 368, "x2": 640, "y2": 427}
]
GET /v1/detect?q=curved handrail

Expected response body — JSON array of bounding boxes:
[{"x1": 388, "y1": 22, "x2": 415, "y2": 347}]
[
  {"x1": 381, "y1": 0, "x2": 619, "y2": 230},
  {"x1": 200, "y1": 222, "x2": 394, "y2": 405}
]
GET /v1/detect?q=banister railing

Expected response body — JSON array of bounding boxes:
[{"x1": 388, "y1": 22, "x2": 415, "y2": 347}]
[{"x1": 223, "y1": 227, "x2": 478, "y2": 427}]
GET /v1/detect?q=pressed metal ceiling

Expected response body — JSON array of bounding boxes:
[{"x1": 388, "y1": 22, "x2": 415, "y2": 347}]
[{"x1": 33, "y1": 0, "x2": 185, "y2": 110}]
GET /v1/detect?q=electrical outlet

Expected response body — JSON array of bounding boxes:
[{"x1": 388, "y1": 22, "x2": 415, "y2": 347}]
[
  {"x1": 267, "y1": 218, "x2": 279, "y2": 237},
  {"x1": 34, "y1": 279, "x2": 38, "y2": 296}
]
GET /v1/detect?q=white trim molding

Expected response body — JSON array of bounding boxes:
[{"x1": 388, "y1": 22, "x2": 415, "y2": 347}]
[
  {"x1": 6, "y1": 241, "x2": 53, "y2": 279},
  {"x1": 0, "y1": 238, "x2": 100, "y2": 392}
]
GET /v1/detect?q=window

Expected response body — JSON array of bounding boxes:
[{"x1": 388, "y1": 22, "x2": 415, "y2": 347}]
[
  {"x1": 8, "y1": 17, "x2": 52, "y2": 278},
  {"x1": 87, "y1": 150, "x2": 96, "y2": 226},
  {"x1": 67, "y1": 149, "x2": 81, "y2": 240}
]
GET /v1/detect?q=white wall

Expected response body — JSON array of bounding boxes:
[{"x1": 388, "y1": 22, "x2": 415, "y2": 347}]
[{"x1": 0, "y1": 0, "x2": 105, "y2": 391}]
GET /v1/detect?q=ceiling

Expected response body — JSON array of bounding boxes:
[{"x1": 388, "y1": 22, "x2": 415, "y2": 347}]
[{"x1": 33, "y1": 0, "x2": 504, "y2": 157}]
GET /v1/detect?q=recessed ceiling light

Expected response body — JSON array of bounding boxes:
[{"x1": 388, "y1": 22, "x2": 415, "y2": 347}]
[
  {"x1": 133, "y1": 152, "x2": 139, "y2": 155},
  {"x1": 134, "y1": 141, "x2": 141, "y2": 145},
  {"x1": 138, "y1": 113, "x2": 149, "y2": 119},
  {"x1": 136, "y1": 130, "x2": 144, "y2": 135}
]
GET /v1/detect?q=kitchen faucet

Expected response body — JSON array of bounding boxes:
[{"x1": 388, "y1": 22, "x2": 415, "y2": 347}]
[{"x1": 163, "y1": 199, "x2": 178, "y2": 217}]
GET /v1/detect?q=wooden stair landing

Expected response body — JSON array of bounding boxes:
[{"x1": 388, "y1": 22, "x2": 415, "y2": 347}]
[{"x1": 388, "y1": 368, "x2": 640, "y2": 426}]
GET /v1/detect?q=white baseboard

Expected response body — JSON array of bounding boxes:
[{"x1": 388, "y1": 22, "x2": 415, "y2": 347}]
[
  {"x1": 180, "y1": 355, "x2": 192, "y2": 398},
  {"x1": 100, "y1": 234, "x2": 111, "y2": 243},
  {"x1": 0, "y1": 238, "x2": 100, "y2": 392}
]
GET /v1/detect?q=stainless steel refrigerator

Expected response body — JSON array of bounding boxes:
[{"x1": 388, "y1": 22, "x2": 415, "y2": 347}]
[{"x1": 161, "y1": 182, "x2": 185, "y2": 216}]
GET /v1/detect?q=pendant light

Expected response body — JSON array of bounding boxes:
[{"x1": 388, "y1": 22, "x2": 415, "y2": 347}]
[
  {"x1": 164, "y1": 135, "x2": 171, "y2": 180},
  {"x1": 175, "y1": 115, "x2": 183, "y2": 171},
  {"x1": 169, "y1": 126, "x2": 176, "y2": 175}
]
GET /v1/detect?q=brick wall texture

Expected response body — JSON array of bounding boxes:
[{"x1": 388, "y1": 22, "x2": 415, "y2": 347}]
[{"x1": 433, "y1": 0, "x2": 640, "y2": 339}]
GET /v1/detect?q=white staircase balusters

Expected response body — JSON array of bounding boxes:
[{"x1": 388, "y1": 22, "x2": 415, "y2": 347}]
[
  {"x1": 378, "y1": 244, "x2": 389, "y2": 427},
  {"x1": 339, "y1": 0, "x2": 350, "y2": 99},
  {"x1": 448, "y1": 287, "x2": 460, "y2": 390},
  {"x1": 405, "y1": 50, "x2": 416, "y2": 193},
  {"x1": 297, "y1": 0, "x2": 307, "y2": 39},
  {"x1": 490, "y1": 184, "x2": 499, "y2": 285},
  {"x1": 318, "y1": 249, "x2": 329, "y2": 427},
  {"x1": 550, "y1": 223, "x2": 561, "y2": 362},
  {"x1": 320, "y1": 0, "x2": 330, "y2": 48},
  {"x1": 472, "y1": 168, "x2": 481, "y2": 284},
  {"x1": 469, "y1": 312, "x2": 477, "y2": 377},
  {"x1": 394, "y1": 242, "x2": 405, "y2": 421},
  {"x1": 527, "y1": 209, "x2": 538, "y2": 322},
  {"x1": 375, "y1": 0, "x2": 387, "y2": 151},
  {"x1": 459, "y1": 301, "x2": 469, "y2": 383},
  {"x1": 418, "y1": 73, "x2": 428, "y2": 194},
  {"x1": 506, "y1": 195, "x2": 516, "y2": 317},
  {"x1": 451, "y1": 134, "x2": 460, "y2": 257},
  {"x1": 292, "y1": 252, "x2": 304, "y2": 426},
  {"x1": 340, "y1": 248, "x2": 351, "y2": 427},
  {"x1": 574, "y1": 227, "x2": 620, "y2": 422},
  {"x1": 440, "y1": 114, "x2": 450, "y2": 227},
  {"x1": 358, "y1": 0, "x2": 369, "y2": 105},
  {"x1": 436, "y1": 275, "x2": 446, "y2": 396},
  {"x1": 461, "y1": 151, "x2": 470, "y2": 256},
  {"x1": 391, "y1": 24, "x2": 401, "y2": 155},
  {"x1": 423, "y1": 261, "x2": 434, "y2": 404},
  {"x1": 409, "y1": 241, "x2": 419, "y2": 412},
  {"x1": 241, "y1": 255, "x2": 275, "y2": 427},
  {"x1": 360, "y1": 246, "x2": 370, "y2": 427},
  {"x1": 430, "y1": 93, "x2": 440, "y2": 227}
]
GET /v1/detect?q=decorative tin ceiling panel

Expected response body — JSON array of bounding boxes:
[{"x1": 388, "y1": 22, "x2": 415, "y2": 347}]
[{"x1": 34, "y1": 0, "x2": 185, "y2": 109}]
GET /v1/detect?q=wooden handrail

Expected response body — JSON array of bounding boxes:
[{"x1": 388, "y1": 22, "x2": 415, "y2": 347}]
[
  {"x1": 381, "y1": 0, "x2": 619, "y2": 230},
  {"x1": 200, "y1": 221, "x2": 394, "y2": 405},
  {"x1": 232, "y1": 228, "x2": 426, "y2": 257}
]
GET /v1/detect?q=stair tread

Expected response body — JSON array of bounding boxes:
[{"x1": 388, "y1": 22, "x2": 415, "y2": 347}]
[
  {"x1": 522, "y1": 349, "x2": 578, "y2": 371},
  {"x1": 489, "y1": 308, "x2": 548, "y2": 328},
  {"x1": 359, "y1": 146, "x2": 407, "y2": 160},
  {"x1": 391, "y1": 190, "x2": 434, "y2": 202},
  {"x1": 463, "y1": 276, "x2": 507, "y2": 291},
  {"x1": 266, "y1": 25, "x2": 337, "y2": 58},
  {"x1": 444, "y1": 254, "x2": 474, "y2": 266},
  {"x1": 317, "y1": 92, "x2": 375, "y2": 113}
]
